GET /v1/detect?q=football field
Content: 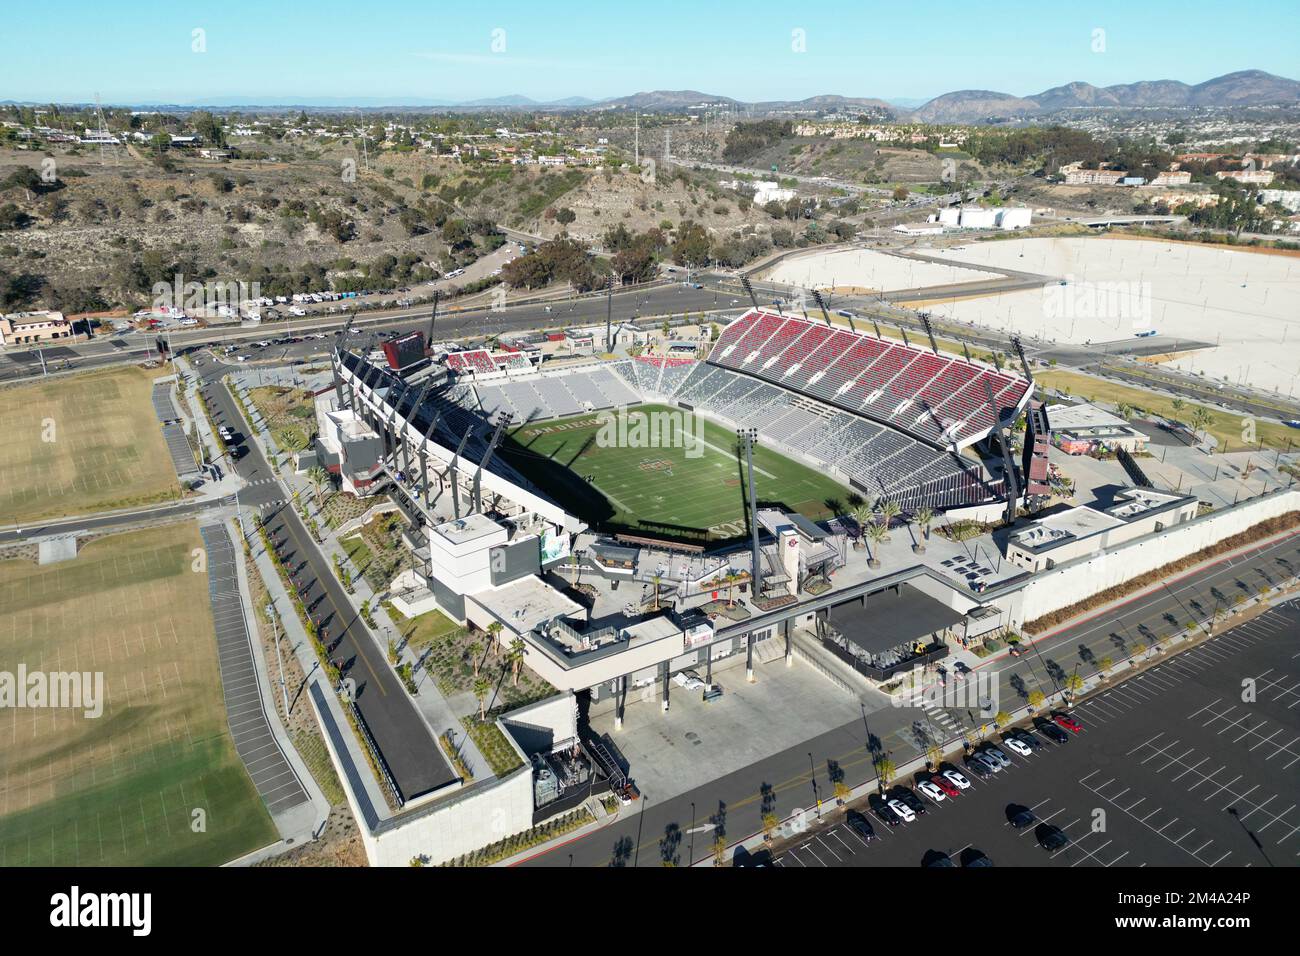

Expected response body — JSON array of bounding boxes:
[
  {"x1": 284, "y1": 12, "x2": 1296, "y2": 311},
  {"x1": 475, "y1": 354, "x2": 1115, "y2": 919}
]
[
  {"x1": 501, "y1": 404, "x2": 852, "y2": 540},
  {"x1": 0, "y1": 522, "x2": 277, "y2": 866}
]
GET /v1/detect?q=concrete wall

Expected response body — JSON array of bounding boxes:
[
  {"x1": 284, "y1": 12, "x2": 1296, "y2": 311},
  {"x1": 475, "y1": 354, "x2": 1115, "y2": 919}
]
[
  {"x1": 364, "y1": 694, "x2": 579, "y2": 866},
  {"x1": 367, "y1": 768, "x2": 535, "y2": 866},
  {"x1": 1004, "y1": 489, "x2": 1298, "y2": 628}
]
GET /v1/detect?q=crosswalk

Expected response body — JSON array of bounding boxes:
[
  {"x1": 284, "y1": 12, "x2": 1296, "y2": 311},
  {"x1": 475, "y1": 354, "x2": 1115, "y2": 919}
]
[{"x1": 919, "y1": 698, "x2": 964, "y2": 737}]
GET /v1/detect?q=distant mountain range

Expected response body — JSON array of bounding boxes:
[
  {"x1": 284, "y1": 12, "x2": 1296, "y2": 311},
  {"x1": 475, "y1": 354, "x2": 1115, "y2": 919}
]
[
  {"x1": 911, "y1": 70, "x2": 1300, "y2": 122},
  {"x1": 15, "y1": 70, "x2": 1297, "y2": 120}
]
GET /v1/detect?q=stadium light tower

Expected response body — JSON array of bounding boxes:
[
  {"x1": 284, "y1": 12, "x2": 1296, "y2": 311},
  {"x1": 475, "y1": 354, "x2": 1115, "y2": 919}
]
[{"x1": 737, "y1": 427, "x2": 763, "y2": 602}]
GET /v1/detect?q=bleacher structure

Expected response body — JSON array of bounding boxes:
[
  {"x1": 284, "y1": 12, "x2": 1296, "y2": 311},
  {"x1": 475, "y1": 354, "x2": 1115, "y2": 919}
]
[{"x1": 707, "y1": 309, "x2": 1031, "y2": 450}]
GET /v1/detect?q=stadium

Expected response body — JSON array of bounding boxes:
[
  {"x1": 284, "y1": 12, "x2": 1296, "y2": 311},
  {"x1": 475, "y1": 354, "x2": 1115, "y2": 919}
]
[{"x1": 467, "y1": 308, "x2": 1032, "y2": 533}]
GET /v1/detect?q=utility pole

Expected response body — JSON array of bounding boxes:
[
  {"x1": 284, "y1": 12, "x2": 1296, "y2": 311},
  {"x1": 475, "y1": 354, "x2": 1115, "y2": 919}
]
[{"x1": 634, "y1": 112, "x2": 640, "y2": 168}]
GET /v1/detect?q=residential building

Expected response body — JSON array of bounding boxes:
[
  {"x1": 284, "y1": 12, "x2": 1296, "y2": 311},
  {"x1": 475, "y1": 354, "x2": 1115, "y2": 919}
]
[{"x1": 0, "y1": 310, "x2": 73, "y2": 347}]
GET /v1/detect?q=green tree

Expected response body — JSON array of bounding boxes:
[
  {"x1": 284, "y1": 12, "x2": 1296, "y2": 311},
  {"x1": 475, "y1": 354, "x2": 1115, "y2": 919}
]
[
  {"x1": 865, "y1": 521, "x2": 888, "y2": 569},
  {"x1": 473, "y1": 676, "x2": 491, "y2": 721},
  {"x1": 306, "y1": 465, "x2": 330, "y2": 507},
  {"x1": 507, "y1": 637, "x2": 526, "y2": 687}
]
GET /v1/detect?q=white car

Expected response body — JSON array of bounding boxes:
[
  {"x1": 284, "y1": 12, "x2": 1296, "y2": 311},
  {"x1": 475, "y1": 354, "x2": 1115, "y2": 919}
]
[
  {"x1": 218, "y1": 426, "x2": 233, "y2": 441},
  {"x1": 1004, "y1": 738, "x2": 1033, "y2": 758},
  {"x1": 886, "y1": 799, "x2": 915, "y2": 823},
  {"x1": 916, "y1": 780, "x2": 947, "y2": 803},
  {"x1": 235, "y1": 355, "x2": 249, "y2": 362},
  {"x1": 942, "y1": 769, "x2": 971, "y2": 791}
]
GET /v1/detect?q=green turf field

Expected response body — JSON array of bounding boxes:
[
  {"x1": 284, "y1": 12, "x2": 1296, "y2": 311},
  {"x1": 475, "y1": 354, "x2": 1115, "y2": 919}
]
[
  {"x1": 0, "y1": 523, "x2": 278, "y2": 866},
  {"x1": 500, "y1": 404, "x2": 853, "y2": 541}
]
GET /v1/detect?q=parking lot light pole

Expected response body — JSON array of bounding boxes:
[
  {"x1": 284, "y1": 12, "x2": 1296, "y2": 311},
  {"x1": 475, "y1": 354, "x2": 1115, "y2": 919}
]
[{"x1": 267, "y1": 601, "x2": 289, "y2": 714}]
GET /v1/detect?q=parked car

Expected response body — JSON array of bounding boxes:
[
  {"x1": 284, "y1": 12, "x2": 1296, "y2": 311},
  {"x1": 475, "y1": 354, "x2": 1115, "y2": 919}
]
[
  {"x1": 1053, "y1": 714, "x2": 1083, "y2": 733},
  {"x1": 1010, "y1": 808, "x2": 1037, "y2": 830},
  {"x1": 845, "y1": 810, "x2": 875, "y2": 843},
  {"x1": 1037, "y1": 824, "x2": 1070, "y2": 851},
  {"x1": 893, "y1": 789, "x2": 927, "y2": 816},
  {"x1": 982, "y1": 746, "x2": 1012, "y2": 769},
  {"x1": 1003, "y1": 738, "x2": 1033, "y2": 758},
  {"x1": 932, "y1": 776, "x2": 961, "y2": 798},
  {"x1": 967, "y1": 754, "x2": 997, "y2": 777},
  {"x1": 886, "y1": 799, "x2": 915, "y2": 823},
  {"x1": 1011, "y1": 729, "x2": 1043, "y2": 750},
  {"x1": 941, "y1": 769, "x2": 971, "y2": 790},
  {"x1": 1040, "y1": 723, "x2": 1070, "y2": 744},
  {"x1": 917, "y1": 780, "x2": 947, "y2": 803},
  {"x1": 869, "y1": 795, "x2": 901, "y2": 827}
]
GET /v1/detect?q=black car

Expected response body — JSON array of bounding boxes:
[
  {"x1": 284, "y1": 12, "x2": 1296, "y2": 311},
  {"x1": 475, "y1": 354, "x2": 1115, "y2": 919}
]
[
  {"x1": 1013, "y1": 730, "x2": 1043, "y2": 750},
  {"x1": 893, "y1": 788, "x2": 927, "y2": 816},
  {"x1": 1010, "y1": 808, "x2": 1037, "y2": 830},
  {"x1": 1040, "y1": 724, "x2": 1070, "y2": 744},
  {"x1": 1037, "y1": 824, "x2": 1069, "y2": 851},
  {"x1": 845, "y1": 810, "x2": 875, "y2": 843},
  {"x1": 868, "y1": 795, "x2": 901, "y2": 828},
  {"x1": 963, "y1": 850, "x2": 995, "y2": 867}
]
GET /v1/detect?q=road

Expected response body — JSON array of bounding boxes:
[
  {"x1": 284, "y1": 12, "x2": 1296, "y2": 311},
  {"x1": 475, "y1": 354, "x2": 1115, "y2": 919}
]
[
  {"x1": 517, "y1": 528, "x2": 1300, "y2": 866},
  {"x1": 0, "y1": 279, "x2": 747, "y2": 385},
  {"x1": 197, "y1": 369, "x2": 456, "y2": 803}
]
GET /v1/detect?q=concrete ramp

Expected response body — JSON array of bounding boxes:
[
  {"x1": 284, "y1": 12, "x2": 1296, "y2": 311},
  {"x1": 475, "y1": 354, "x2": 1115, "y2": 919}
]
[{"x1": 37, "y1": 535, "x2": 78, "y2": 564}]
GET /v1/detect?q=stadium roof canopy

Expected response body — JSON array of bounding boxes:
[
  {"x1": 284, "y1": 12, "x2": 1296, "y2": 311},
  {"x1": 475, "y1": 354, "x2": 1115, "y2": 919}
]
[{"x1": 824, "y1": 584, "x2": 964, "y2": 654}]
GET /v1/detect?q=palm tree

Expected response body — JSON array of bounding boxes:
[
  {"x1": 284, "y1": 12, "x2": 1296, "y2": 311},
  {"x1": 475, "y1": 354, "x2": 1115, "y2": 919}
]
[
  {"x1": 486, "y1": 621, "x2": 504, "y2": 661},
  {"x1": 468, "y1": 640, "x2": 482, "y2": 678},
  {"x1": 852, "y1": 504, "x2": 873, "y2": 550},
  {"x1": 724, "y1": 572, "x2": 739, "y2": 608},
  {"x1": 507, "y1": 637, "x2": 526, "y2": 686},
  {"x1": 473, "y1": 676, "x2": 491, "y2": 721},
  {"x1": 651, "y1": 575, "x2": 662, "y2": 611},
  {"x1": 915, "y1": 506, "x2": 934, "y2": 542},
  {"x1": 865, "y1": 521, "x2": 888, "y2": 569},
  {"x1": 306, "y1": 465, "x2": 330, "y2": 507},
  {"x1": 878, "y1": 499, "x2": 901, "y2": 539}
]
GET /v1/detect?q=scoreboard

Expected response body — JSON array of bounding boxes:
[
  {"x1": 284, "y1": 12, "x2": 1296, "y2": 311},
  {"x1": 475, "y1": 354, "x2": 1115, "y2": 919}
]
[{"x1": 381, "y1": 331, "x2": 427, "y2": 372}]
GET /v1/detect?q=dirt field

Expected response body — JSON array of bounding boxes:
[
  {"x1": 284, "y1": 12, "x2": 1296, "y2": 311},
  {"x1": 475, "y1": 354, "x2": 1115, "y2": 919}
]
[
  {"x1": 0, "y1": 364, "x2": 180, "y2": 524},
  {"x1": 0, "y1": 522, "x2": 276, "y2": 866}
]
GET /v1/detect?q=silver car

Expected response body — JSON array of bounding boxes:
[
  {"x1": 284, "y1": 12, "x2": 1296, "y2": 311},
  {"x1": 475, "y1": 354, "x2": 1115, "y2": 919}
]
[
  {"x1": 983, "y1": 747, "x2": 1012, "y2": 769},
  {"x1": 970, "y1": 753, "x2": 1001, "y2": 774}
]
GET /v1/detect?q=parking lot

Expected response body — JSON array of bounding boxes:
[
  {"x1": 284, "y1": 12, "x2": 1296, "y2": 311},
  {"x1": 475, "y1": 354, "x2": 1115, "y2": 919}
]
[{"x1": 769, "y1": 602, "x2": 1300, "y2": 868}]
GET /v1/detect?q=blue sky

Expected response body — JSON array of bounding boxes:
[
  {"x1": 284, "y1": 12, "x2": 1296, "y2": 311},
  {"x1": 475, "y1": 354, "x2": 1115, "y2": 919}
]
[{"x1": 4, "y1": 0, "x2": 1297, "y2": 105}]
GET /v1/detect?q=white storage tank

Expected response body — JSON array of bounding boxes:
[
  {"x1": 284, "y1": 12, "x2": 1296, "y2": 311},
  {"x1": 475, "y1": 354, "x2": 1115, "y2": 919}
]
[
  {"x1": 958, "y1": 207, "x2": 997, "y2": 229},
  {"x1": 997, "y1": 207, "x2": 1032, "y2": 230}
]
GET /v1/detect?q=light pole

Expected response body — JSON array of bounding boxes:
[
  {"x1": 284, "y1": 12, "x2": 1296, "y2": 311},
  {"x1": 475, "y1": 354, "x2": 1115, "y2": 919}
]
[
  {"x1": 267, "y1": 601, "x2": 289, "y2": 714},
  {"x1": 737, "y1": 427, "x2": 763, "y2": 603}
]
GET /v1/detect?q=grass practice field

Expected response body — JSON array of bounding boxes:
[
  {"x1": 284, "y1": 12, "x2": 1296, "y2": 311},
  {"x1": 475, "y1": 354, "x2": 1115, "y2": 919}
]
[
  {"x1": 501, "y1": 404, "x2": 852, "y2": 541},
  {"x1": 0, "y1": 365, "x2": 181, "y2": 525},
  {"x1": 0, "y1": 523, "x2": 277, "y2": 866}
]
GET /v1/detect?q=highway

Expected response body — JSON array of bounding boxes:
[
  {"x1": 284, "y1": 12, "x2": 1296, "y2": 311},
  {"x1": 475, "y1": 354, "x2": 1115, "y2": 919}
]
[{"x1": 0, "y1": 279, "x2": 748, "y2": 385}]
